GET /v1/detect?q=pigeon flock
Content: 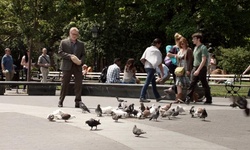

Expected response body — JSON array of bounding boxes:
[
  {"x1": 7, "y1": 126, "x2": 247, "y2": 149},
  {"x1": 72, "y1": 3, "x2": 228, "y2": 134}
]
[
  {"x1": 46, "y1": 96, "x2": 249, "y2": 137},
  {"x1": 45, "y1": 96, "x2": 226, "y2": 136}
]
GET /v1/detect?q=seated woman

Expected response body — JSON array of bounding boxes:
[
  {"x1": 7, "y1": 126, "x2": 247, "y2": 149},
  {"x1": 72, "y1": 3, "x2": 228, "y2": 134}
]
[
  {"x1": 156, "y1": 63, "x2": 170, "y2": 84},
  {"x1": 82, "y1": 64, "x2": 88, "y2": 75},
  {"x1": 122, "y1": 58, "x2": 140, "y2": 84}
]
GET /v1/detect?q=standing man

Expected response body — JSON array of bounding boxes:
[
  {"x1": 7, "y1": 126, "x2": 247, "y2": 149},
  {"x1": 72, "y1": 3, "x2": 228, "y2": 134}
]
[
  {"x1": 58, "y1": 27, "x2": 85, "y2": 108},
  {"x1": 106, "y1": 58, "x2": 121, "y2": 83},
  {"x1": 139, "y1": 38, "x2": 164, "y2": 102},
  {"x1": 1, "y1": 48, "x2": 15, "y2": 90},
  {"x1": 185, "y1": 33, "x2": 212, "y2": 104},
  {"x1": 37, "y1": 48, "x2": 50, "y2": 82}
]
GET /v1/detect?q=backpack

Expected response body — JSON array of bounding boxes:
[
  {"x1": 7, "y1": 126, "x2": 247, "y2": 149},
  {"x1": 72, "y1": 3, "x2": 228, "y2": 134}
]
[{"x1": 99, "y1": 66, "x2": 108, "y2": 83}]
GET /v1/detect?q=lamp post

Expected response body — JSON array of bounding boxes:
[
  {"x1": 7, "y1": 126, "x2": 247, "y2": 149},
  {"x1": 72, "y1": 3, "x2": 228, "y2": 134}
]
[{"x1": 91, "y1": 26, "x2": 98, "y2": 72}]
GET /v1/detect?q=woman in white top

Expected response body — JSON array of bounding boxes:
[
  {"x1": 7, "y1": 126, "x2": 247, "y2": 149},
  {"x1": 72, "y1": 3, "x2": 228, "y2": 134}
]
[
  {"x1": 122, "y1": 58, "x2": 140, "y2": 84},
  {"x1": 20, "y1": 50, "x2": 30, "y2": 91}
]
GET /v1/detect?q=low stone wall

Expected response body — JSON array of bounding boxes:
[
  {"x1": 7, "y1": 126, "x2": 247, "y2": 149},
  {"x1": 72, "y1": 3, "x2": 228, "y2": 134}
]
[{"x1": 0, "y1": 82, "x2": 205, "y2": 100}]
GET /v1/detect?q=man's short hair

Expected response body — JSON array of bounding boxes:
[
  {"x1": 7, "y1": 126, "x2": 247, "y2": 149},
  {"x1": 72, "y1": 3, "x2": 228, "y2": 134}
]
[
  {"x1": 114, "y1": 58, "x2": 121, "y2": 63},
  {"x1": 192, "y1": 32, "x2": 203, "y2": 41}
]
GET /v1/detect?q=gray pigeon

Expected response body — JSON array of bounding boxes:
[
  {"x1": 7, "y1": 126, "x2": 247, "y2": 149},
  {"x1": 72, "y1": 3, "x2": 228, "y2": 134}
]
[
  {"x1": 95, "y1": 104, "x2": 102, "y2": 117},
  {"x1": 116, "y1": 96, "x2": 127, "y2": 102},
  {"x1": 200, "y1": 108, "x2": 208, "y2": 120},
  {"x1": 112, "y1": 113, "x2": 122, "y2": 122},
  {"x1": 79, "y1": 102, "x2": 90, "y2": 113},
  {"x1": 133, "y1": 125, "x2": 146, "y2": 137},
  {"x1": 149, "y1": 106, "x2": 160, "y2": 121},
  {"x1": 139, "y1": 102, "x2": 146, "y2": 112},
  {"x1": 230, "y1": 96, "x2": 250, "y2": 116},
  {"x1": 161, "y1": 108, "x2": 175, "y2": 120},
  {"x1": 61, "y1": 113, "x2": 75, "y2": 122},
  {"x1": 47, "y1": 114, "x2": 54, "y2": 121}
]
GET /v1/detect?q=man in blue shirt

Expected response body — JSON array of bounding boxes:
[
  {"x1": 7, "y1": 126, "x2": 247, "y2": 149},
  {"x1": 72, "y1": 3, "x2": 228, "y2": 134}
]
[
  {"x1": 106, "y1": 58, "x2": 121, "y2": 83},
  {"x1": 1, "y1": 48, "x2": 14, "y2": 90}
]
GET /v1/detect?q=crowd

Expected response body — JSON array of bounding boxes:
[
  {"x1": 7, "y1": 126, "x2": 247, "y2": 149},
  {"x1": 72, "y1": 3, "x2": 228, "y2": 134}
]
[{"x1": 1, "y1": 27, "x2": 250, "y2": 109}]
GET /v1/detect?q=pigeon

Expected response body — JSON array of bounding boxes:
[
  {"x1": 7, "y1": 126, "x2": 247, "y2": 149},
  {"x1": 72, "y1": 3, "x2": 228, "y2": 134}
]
[
  {"x1": 149, "y1": 106, "x2": 160, "y2": 121},
  {"x1": 61, "y1": 113, "x2": 76, "y2": 122},
  {"x1": 171, "y1": 108, "x2": 179, "y2": 117},
  {"x1": 95, "y1": 104, "x2": 102, "y2": 117},
  {"x1": 102, "y1": 106, "x2": 113, "y2": 115},
  {"x1": 161, "y1": 108, "x2": 175, "y2": 120},
  {"x1": 139, "y1": 102, "x2": 146, "y2": 112},
  {"x1": 194, "y1": 108, "x2": 203, "y2": 117},
  {"x1": 161, "y1": 102, "x2": 172, "y2": 111},
  {"x1": 116, "y1": 96, "x2": 127, "y2": 102},
  {"x1": 79, "y1": 102, "x2": 90, "y2": 113},
  {"x1": 149, "y1": 104, "x2": 157, "y2": 114},
  {"x1": 112, "y1": 113, "x2": 122, "y2": 122},
  {"x1": 133, "y1": 125, "x2": 146, "y2": 137},
  {"x1": 125, "y1": 103, "x2": 135, "y2": 116},
  {"x1": 111, "y1": 108, "x2": 128, "y2": 118},
  {"x1": 229, "y1": 96, "x2": 249, "y2": 116},
  {"x1": 47, "y1": 114, "x2": 54, "y2": 121},
  {"x1": 200, "y1": 108, "x2": 208, "y2": 120},
  {"x1": 189, "y1": 106, "x2": 195, "y2": 117},
  {"x1": 142, "y1": 109, "x2": 151, "y2": 118},
  {"x1": 85, "y1": 118, "x2": 101, "y2": 130},
  {"x1": 176, "y1": 105, "x2": 185, "y2": 114}
]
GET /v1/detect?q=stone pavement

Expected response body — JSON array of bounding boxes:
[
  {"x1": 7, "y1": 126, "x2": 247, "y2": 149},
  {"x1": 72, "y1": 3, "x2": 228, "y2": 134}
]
[{"x1": 0, "y1": 90, "x2": 250, "y2": 150}]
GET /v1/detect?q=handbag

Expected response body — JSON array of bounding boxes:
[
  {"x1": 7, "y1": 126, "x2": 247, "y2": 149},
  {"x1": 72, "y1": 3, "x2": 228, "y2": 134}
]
[
  {"x1": 174, "y1": 50, "x2": 188, "y2": 77},
  {"x1": 174, "y1": 67, "x2": 185, "y2": 76}
]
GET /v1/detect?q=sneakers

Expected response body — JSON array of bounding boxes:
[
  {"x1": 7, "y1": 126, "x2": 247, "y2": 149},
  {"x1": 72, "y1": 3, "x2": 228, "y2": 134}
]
[
  {"x1": 75, "y1": 102, "x2": 80, "y2": 108},
  {"x1": 203, "y1": 101, "x2": 212, "y2": 105},
  {"x1": 156, "y1": 97, "x2": 163, "y2": 102},
  {"x1": 140, "y1": 98, "x2": 150, "y2": 103},
  {"x1": 58, "y1": 101, "x2": 63, "y2": 107}
]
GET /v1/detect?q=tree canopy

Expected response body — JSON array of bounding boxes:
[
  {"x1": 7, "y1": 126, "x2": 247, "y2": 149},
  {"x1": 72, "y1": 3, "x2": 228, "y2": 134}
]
[{"x1": 0, "y1": 0, "x2": 250, "y2": 73}]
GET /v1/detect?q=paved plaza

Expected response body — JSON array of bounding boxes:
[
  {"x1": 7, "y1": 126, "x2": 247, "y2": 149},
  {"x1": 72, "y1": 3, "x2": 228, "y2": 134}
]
[{"x1": 0, "y1": 90, "x2": 250, "y2": 150}]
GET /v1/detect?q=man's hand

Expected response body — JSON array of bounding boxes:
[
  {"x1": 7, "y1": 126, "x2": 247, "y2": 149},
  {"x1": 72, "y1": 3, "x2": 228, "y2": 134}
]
[{"x1": 71, "y1": 55, "x2": 82, "y2": 65}]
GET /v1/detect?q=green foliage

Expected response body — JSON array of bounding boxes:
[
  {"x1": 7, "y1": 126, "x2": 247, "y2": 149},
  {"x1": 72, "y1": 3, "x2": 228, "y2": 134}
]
[
  {"x1": 217, "y1": 47, "x2": 250, "y2": 74},
  {"x1": 1, "y1": 0, "x2": 250, "y2": 72}
]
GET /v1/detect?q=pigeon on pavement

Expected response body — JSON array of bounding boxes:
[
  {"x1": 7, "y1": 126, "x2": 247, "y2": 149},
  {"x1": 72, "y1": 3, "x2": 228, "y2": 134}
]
[
  {"x1": 95, "y1": 104, "x2": 102, "y2": 117},
  {"x1": 79, "y1": 102, "x2": 90, "y2": 113},
  {"x1": 200, "y1": 108, "x2": 208, "y2": 120},
  {"x1": 60, "y1": 113, "x2": 76, "y2": 122},
  {"x1": 139, "y1": 102, "x2": 146, "y2": 112},
  {"x1": 189, "y1": 106, "x2": 195, "y2": 117},
  {"x1": 112, "y1": 113, "x2": 122, "y2": 122},
  {"x1": 230, "y1": 96, "x2": 250, "y2": 116},
  {"x1": 116, "y1": 96, "x2": 127, "y2": 102},
  {"x1": 47, "y1": 114, "x2": 54, "y2": 121},
  {"x1": 133, "y1": 125, "x2": 146, "y2": 137},
  {"x1": 149, "y1": 106, "x2": 160, "y2": 121},
  {"x1": 85, "y1": 118, "x2": 101, "y2": 130}
]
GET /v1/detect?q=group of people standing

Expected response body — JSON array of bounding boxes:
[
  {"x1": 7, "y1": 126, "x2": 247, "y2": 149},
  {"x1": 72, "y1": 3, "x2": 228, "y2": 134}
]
[
  {"x1": 1, "y1": 47, "x2": 50, "y2": 91},
  {"x1": 139, "y1": 32, "x2": 213, "y2": 104}
]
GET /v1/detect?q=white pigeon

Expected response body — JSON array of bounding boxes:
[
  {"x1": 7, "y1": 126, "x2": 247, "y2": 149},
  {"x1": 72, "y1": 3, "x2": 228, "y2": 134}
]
[
  {"x1": 149, "y1": 104, "x2": 157, "y2": 114},
  {"x1": 102, "y1": 106, "x2": 113, "y2": 115},
  {"x1": 111, "y1": 108, "x2": 128, "y2": 118},
  {"x1": 176, "y1": 105, "x2": 185, "y2": 114}
]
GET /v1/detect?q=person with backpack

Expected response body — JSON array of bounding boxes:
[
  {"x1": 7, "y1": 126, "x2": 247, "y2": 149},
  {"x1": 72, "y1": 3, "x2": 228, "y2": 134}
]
[
  {"x1": 99, "y1": 66, "x2": 108, "y2": 83},
  {"x1": 164, "y1": 33, "x2": 182, "y2": 94}
]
